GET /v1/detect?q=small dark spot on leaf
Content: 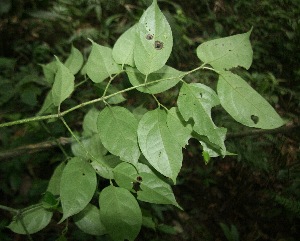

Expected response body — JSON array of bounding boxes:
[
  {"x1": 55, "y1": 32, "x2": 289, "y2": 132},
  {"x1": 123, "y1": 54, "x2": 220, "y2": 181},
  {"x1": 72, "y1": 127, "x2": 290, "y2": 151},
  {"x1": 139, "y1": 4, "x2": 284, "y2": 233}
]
[
  {"x1": 229, "y1": 49, "x2": 232, "y2": 51},
  {"x1": 251, "y1": 115, "x2": 259, "y2": 124},
  {"x1": 146, "y1": 34, "x2": 153, "y2": 40},
  {"x1": 132, "y1": 176, "x2": 143, "y2": 192},
  {"x1": 82, "y1": 173, "x2": 85, "y2": 176},
  {"x1": 154, "y1": 41, "x2": 164, "y2": 50}
]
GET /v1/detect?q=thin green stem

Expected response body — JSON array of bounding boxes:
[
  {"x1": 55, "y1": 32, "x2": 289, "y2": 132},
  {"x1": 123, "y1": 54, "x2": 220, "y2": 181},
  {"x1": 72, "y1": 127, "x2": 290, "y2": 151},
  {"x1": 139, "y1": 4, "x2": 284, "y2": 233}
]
[
  {"x1": 0, "y1": 65, "x2": 208, "y2": 129},
  {"x1": 0, "y1": 204, "x2": 19, "y2": 213}
]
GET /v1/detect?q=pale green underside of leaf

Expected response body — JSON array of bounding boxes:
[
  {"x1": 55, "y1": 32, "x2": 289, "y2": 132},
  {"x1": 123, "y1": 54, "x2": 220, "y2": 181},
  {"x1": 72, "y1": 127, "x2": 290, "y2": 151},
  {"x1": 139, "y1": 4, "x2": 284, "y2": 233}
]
[
  {"x1": 41, "y1": 60, "x2": 57, "y2": 84},
  {"x1": 91, "y1": 155, "x2": 121, "y2": 180},
  {"x1": 137, "y1": 108, "x2": 182, "y2": 183},
  {"x1": 73, "y1": 204, "x2": 107, "y2": 236},
  {"x1": 112, "y1": 24, "x2": 137, "y2": 67},
  {"x1": 82, "y1": 107, "x2": 101, "y2": 136},
  {"x1": 59, "y1": 157, "x2": 97, "y2": 223},
  {"x1": 97, "y1": 106, "x2": 140, "y2": 164},
  {"x1": 167, "y1": 107, "x2": 192, "y2": 148},
  {"x1": 86, "y1": 41, "x2": 121, "y2": 83},
  {"x1": 71, "y1": 134, "x2": 107, "y2": 160},
  {"x1": 126, "y1": 65, "x2": 183, "y2": 94},
  {"x1": 134, "y1": 0, "x2": 173, "y2": 75},
  {"x1": 197, "y1": 29, "x2": 253, "y2": 71},
  {"x1": 99, "y1": 186, "x2": 142, "y2": 241},
  {"x1": 113, "y1": 162, "x2": 181, "y2": 208},
  {"x1": 65, "y1": 46, "x2": 84, "y2": 75},
  {"x1": 8, "y1": 205, "x2": 53, "y2": 234},
  {"x1": 51, "y1": 57, "x2": 75, "y2": 106},
  {"x1": 37, "y1": 91, "x2": 55, "y2": 115},
  {"x1": 217, "y1": 71, "x2": 284, "y2": 129},
  {"x1": 177, "y1": 83, "x2": 226, "y2": 154}
]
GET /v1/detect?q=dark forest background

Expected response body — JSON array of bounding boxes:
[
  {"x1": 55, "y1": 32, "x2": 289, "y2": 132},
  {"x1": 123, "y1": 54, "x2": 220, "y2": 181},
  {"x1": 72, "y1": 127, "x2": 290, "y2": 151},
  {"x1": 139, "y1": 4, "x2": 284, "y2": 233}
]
[{"x1": 0, "y1": 0, "x2": 299, "y2": 240}]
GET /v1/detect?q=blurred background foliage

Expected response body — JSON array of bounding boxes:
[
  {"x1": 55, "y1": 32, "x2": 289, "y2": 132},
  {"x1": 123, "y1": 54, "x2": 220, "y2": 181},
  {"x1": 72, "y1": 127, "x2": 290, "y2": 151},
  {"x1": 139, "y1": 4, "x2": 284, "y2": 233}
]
[{"x1": 0, "y1": 0, "x2": 299, "y2": 240}]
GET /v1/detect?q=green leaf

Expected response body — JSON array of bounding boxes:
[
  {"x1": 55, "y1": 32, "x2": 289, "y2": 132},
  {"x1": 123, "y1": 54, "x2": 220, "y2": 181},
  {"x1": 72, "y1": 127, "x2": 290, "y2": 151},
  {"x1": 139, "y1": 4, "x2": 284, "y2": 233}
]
[
  {"x1": 96, "y1": 82, "x2": 126, "y2": 105},
  {"x1": 112, "y1": 24, "x2": 137, "y2": 67},
  {"x1": 91, "y1": 155, "x2": 121, "y2": 180},
  {"x1": 97, "y1": 106, "x2": 140, "y2": 164},
  {"x1": 177, "y1": 83, "x2": 226, "y2": 154},
  {"x1": 126, "y1": 65, "x2": 183, "y2": 94},
  {"x1": 197, "y1": 29, "x2": 253, "y2": 71},
  {"x1": 167, "y1": 107, "x2": 192, "y2": 148},
  {"x1": 51, "y1": 56, "x2": 75, "y2": 106},
  {"x1": 37, "y1": 91, "x2": 55, "y2": 116},
  {"x1": 41, "y1": 60, "x2": 57, "y2": 84},
  {"x1": 59, "y1": 157, "x2": 97, "y2": 222},
  {"x1": 65, "y1": 46, "x2": 84, "y2": 75},
  {"x1": 47, "y1": 162, "x2": 66, "y2": 196},
  {"x1": 134, "y1": 0, "x2": 173, "y2": 75},
  {"x1": 82, "y1": 108, "x2": 101, "y2": 136},
  {"x1": 86, "y1": 40, "x2": 121, "y2": 83},
  {"x1": 137, "y1": 108, "x2": 182, "y2": 183},
  {"x1": 99, "y1": 186, "x2": 142, "y2": 241},
  {"x1": 73, "y1": 204, "x2": 107, "y2": 236},
  {"x1": 114, "y1": 162, "x2": 182, "y2": 208},
  {"x1": 71, "y1": 134, "x2": 107, "y2": 160},
  {"x1": 8, "y1": 205, "x2": 53, "y2": 234},
  {"x1": 217, "y1": 71, "x2": 284, "y2": 129}
]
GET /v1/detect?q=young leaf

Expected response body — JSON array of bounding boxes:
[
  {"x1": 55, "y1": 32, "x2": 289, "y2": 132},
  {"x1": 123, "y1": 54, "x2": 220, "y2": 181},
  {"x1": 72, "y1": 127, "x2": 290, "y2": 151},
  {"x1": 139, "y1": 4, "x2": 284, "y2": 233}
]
[
  {"x1": 51, "y1": 56, "x2": 75, "y2": 106},
  {"x1": 217, "y1": 71, "x2": 284, "y2": 129},
  {"x1": 177, "y1": 83, "x2": 226, "y2": 155},
  {"x1": 137, "y1": 108, "x2": 182, "y2": 183},
  {"x1": 134, "y1": 0, "x2": 173, "y2": 75},
  {"x1": 96, "y1": 82, "x2": 126, "y2": 105},
  {"x1": 126, "y1": 65, "x2": 183, "y2": 94},
  {"x1": 47, "y1": 162, "x2": 66, "y2": 196},
  {"x1": 197, "y1": 29, "x2": 253, "y2": 71},
  {"x1": 86, "y1": 40, "x2": 121, "y2": 83},
  {"x1": 114, "y1": 162, "x2": 182, "y2": 208},
  {"x1": 97, "y1": 106, "x2": 140, "y2": 164},
  {"x1": 73, "y1": 204, "x2": 107, "y2": 236},
  {"x1": 59, "y1": 157, "x2": 97, "y2": 223},
  {"x1": 8, "y1": 205, "x2": 53, "y2": 234},
  {"x1": 99, "y1": 186, "x2": 142, "y2": 241},
  {"x1": 167, "y1": 107, "x2": 192, "y2": 148},
  {"x1": 64, "y1": 46, "x2": 84, "y2": 75},
  {"x1": 41, "y1": 60, "x2": 57, "y2": 84},
  {"x1": 112, "y1": 24, "x2": 137, "y2": 67},
  {"x1": 82, "y1": 108, "x2": 101, "y2": 136},
  {"x1": 37, "y1": 91, "x2": 55, "y2": 116},
  {"x1": 71, "y1": 134, "x2": 107, "y2": 160},
  {"x1": 91, "y1": 155, "x2": 121, "y2": 180}
]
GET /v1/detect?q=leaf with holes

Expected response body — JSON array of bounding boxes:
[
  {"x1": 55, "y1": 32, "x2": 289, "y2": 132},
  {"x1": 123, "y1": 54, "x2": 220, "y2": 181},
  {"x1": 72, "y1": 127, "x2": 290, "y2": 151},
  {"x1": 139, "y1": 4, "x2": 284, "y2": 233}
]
[
  {"x1": 112, "y1": 24, "x2": 137, "y2": 67},
  {"x1": 177, "y1": 82, "x2": 226, "y2": 155},
  {"x1": 65, "y1": 46, "x2": 84, "y2": 75},
  {"x1": 59, "y1": 157, "x2": 97, "y2": 223},
  {"x1": 134, "y1": 0, "x2": 173, "y2": 75},
  {"x1": 197, "y1": 29, "x2": 253, "y2": 71},
  {"x1": 99, "y1": 186, "x2": 142, "y2": 241},
  {"x1": 126, "y1": 65, "x2": 183, "y2": 94},
  {"x1": 114, "y1": 162, "x2": 182, "y2": 208},
  {"x1": 86, "y1": 40, "x2": 121, "y2": 83},
  {"x1": 217, "y1": 71, "x2": 284, "y2": 129},
  {"x1": 8, "y1": 205, "x2": 53, "y2": 234},
  {"x1": 51, "y1": 56, "x2": 75, "y2": 106},
  {"x1": 74, "y1": 204, "x2": 107, "y2": 236},
  {"x1": 97, "y1": 106, "x2": 140, "y2": 164},
  {"x1": 138, "y1": 108, "x2": 182, "y2": 183}
]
